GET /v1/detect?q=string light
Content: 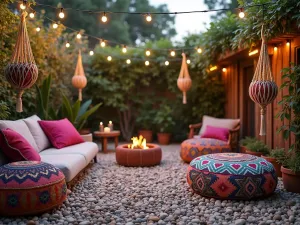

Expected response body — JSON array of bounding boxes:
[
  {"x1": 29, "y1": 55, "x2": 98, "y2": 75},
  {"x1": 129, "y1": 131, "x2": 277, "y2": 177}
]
[
  {"x1": 126, "y1": 59, "x2": 131, "y2": 64},
  {"x1": 89, "y1": 50, "x2": 94, "y2": 56},
  {"x1": 286, "y1": 40, "x2": 290, "y2": 46},
  {"x1": 52, "y1": 22, "x2": 58, "y2": 29},
  {"x1": 222, "y1": 68, "x2": 227, "y2": 72},
  {"x1": 101, "y1": 12, "x2": 108, "y2": 23},
  {"x1": 107, "y1": 56, "x2": 112, "y2": 61},
  {"x1": 29, "y1": 11, "x2": 35, "y2": 19},
  {"x1": 197, "y1": 47, "x2": 202, "y2": 54},
  {"x1": 187, "y1": 59, "x2": 191, "y2": 64},
  {"x1": 165, "y1": 61, "x2": 169, "y2": 66},
  {"x1": 59, "y1": 8, "x2": 65, "y2": 19},
  {"x1": 36, "y1": 27, "x2": 41, "y2": 32},
  {"x1": 274, "y1": 46, "x2": 278, "y2": 51},
  {"x1": 145, "y1": 61, "x2": 150, "y2": 66},
  {"x1": 20, "y1": 1, "x2": 26, "y2": 10},
  {"x1": 239, "y1": 8, "x2": 245, "y2": 18},
  {"x1": 170, "y1": 50, "x2": 176, "y2": 57},
  {"x1": 65, "y1": 42, "x2": 70, "y2": 48},
  {"x1": 76, "y1": 33, "x2": 82, "y2": 39},
  {"x1": 100, "y1": 40, "x2": 106, "y2": 47},
  {"x1": 145, "y1": 50, "x2": 151, "y2": 56},
  {"x1": 145, "y1": 13, "x2": 152, "y2": 22},
  {"x1": 122, "y1": 45, "x2": 127, "y2": 53}
]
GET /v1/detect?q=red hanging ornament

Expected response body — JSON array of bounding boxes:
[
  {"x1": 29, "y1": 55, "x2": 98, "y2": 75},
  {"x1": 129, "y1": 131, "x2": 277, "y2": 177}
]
[{"x1": 4, "y1": 12, "x2": 38, "y2": 112}]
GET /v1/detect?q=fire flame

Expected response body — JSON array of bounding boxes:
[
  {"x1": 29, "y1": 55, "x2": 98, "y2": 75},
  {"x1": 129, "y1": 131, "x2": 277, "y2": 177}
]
[{"x1": 128, "y1": 135, "x2": 149, "y2": 149}]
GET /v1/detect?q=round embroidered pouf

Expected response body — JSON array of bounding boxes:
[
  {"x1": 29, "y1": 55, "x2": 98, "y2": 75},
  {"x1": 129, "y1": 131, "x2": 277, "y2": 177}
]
[
  {"x1": 187, "y1": 153, "x2": 277, "y2": 200},
  {"x1": 0, "y1": 161, "x2": 67, "y2": 216},
  {"x1": 180, "y1": 138, "x2": 231, "y2": 163}
]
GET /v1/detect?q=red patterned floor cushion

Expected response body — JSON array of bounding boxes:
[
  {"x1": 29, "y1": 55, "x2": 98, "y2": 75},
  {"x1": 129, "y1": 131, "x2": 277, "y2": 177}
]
[
  {"x1": 187, "y1": 153, "x2": 278, "y2": 200},
  {"x1": 180, "y1": 138, "x2": 231, "y2": 163},
  {"x1": 0, "y1": 161, "x2": 67, "y2": 216}
]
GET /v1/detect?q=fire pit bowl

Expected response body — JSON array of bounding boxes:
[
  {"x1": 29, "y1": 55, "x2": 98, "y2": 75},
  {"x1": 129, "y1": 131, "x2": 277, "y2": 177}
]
[{"x1": 116, "y1": 144, "x2": 162, "y2": 167}]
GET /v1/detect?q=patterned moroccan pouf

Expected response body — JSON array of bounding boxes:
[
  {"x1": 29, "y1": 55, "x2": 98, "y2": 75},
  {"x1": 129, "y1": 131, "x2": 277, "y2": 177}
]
[
  {"x1": 187, "y1": 153, "x2": 278, "y2": 200},
  {"x1": 0, "y1": 161, "x2": 67, "y2": 216},
  {"x1": 180, "y1": 138, "x2": 231, "y2": 163}
]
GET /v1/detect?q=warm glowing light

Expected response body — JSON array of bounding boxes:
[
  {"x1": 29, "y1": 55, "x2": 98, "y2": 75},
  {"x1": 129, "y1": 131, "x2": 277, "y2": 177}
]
[
  {"x1": 76, "y1": 33, "x2": 82, "y2": 39},
  {"x1": 107, "y1": 56, "x2": 112, "y2": 61},
  {"x1": 53, "y1": 23, "x2": 58, "y2": 29},
  {"x1": 20, "y1": 3, "x2": 26, "y2": 10},
  {"x1": 197, "y1": 47, "x2": 202, "y2": 54},
  {"x1": 274, "y1": 46, "x2": 278, "y2": 51},
  {"x1": 186, "y1": 59, "x2": 191, "y2": 64},
  {"x1": 249, "y1": 49, "x2": 259, "y2": 56},
  {"x1": 145, "y1": 61, "x2": 150, "y2": 66},
  {"x1": 286, "y1": 40, "x2": 290, "y2": 46},
  {"x1": 36, "y1": 27, "x2": 41, "y2": 32},
  {"x1": 239, "y1": 8, "x2": 245, "y2": 18},
  {"x1": 122, "y1": 46, "x2": 127, "y2": 53},
  {"x1": 128, "y1": 136, "x2": 149, "y2": 149},
  {"x1": 222, "y1": 68, "x2": 227, "y2": 72},
  {"x1": 126, "y1": 59, "x2": 131, "y2": 64},
  {"x1": 210, "y1": 66, "x2": 217, "y2": 71},
  {"x1": 101, "y1": 12, "x2": 108, "y2": 23},
  {"x1": 29, "y1": 12, "x2": 35, "y2": 19},
  {"x1": 145, "y1": 50, "x2": 151, "y2": 56},
  {"x1": 104, "y1": 127, "x2": 110, "y2": 132},
  {"x1": 65, "y1": 42, "x2": 70, "y2": 48},
  {"x1": 146, "y1": 14, "x2": 152, "y2": 22},
  {"x1": 100, "y1": 40, "x2": 106, "y2": 47},
  {"x1": 165, "y1": 61, "x2": 169, "y2": 66},
  {"x1": 89, "y1": 50, "x2": 94, "y2": 56},
  {"x1": 170, "y1": 50, "x2": 176, "y2": 57},
  {"x1": 59, "y1": 8, "x2": 65, "y2": 19}
]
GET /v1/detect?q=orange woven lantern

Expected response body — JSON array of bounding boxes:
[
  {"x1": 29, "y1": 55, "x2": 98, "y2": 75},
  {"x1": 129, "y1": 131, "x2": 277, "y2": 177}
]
[
  {"x1": 72, "y1": 50, "x2": 87, "y2": 101},
  {"x1": 4, "y1": 12, "x2": 38, "y2": 112},
  {"x1": 177, "y1": 53, "x2": 192, "y2": 104}
]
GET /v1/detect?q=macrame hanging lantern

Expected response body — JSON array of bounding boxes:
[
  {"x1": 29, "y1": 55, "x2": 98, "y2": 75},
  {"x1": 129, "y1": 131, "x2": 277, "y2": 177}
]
[
  {"x1": 177, "y1": 53, "x2": 192, "y2": 104},
  {"x1": 249, "y1": 26, "x2": 278, "y2": 136},
  {"x1": 72, "y1": 50, "x2": 87, "y2": 101},
  {"x1": 4, "y1": 12, "x2": 38, "y2": 112}
]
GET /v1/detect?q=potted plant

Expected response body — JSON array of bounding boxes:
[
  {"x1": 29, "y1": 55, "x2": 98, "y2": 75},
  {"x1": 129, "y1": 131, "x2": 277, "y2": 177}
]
[
  {"x1": 239, "y1": 136, "x2": 257, "y2": 153},
  {"x1": 276, "y1": 64, "x2": 300, "y2": 193},
  {"x1": 136, "y1": 101, "x2": 156, "y2": 142},
  {"x1": 262, "y1": 148, "x2": 285, "y2": 177},
  {"x1": 244, "y1": 140, "x2": 269, "y2": 157},
  {"x1": 153, "y1": 105, "x2": 175, "y2": 145}
]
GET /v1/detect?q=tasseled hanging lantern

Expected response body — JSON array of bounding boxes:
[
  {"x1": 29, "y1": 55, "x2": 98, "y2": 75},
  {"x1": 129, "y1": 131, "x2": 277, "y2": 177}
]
[
  {"x1": 177, "y1": 53, "x2": 192, "y2": 104},
  {"x1": 72, "y1": 50, "x2": 87, "y2": 101},
  {"x1": 4, "y1": 12, "x2": 38, "y2": 112},
  {"x1": 249, "y1": 26, "x2": 278, "y2": 136}
]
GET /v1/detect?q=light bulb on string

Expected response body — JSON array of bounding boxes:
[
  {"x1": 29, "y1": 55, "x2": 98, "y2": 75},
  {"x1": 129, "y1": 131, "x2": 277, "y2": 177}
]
[
  {"x1": 65, "y1": 42, "x2": 70, "y2": 48},
  {"x1": 101, "y1": 12, "x2": 108, "y2": 23},
  {"x1": 197, "y1": 47, "x2": 202, "y2": 54},
  {"x1": 170, "y1": 50, "x2": 176, "y2": 57},
  {"x1": 107, "y1": 56, "x2": 112, "y2": 61},
  {"x1": 145, "y1": 50, "x2": 151, "y2": 56},
  {"x1": 89, "y1": 50, "x2": 94, "y2": 56},
  {"x1": 126, "y1": 59, "x2": 131, "y2": 64},
  {"x1": 222, "y1": 68, "x2": 227, "y2": 72},
  {"x1": 239, "y1": 8, "x2": 245, "y2": 18},
  {"x1": 36, "y1": 27, "x2": 41, "y2": 32},
  {"x1": 20, "y1": 1, "x2": 26, "y2": 10},
  {"x1": 29, "y1": 11, "x2": 35, "y2": 19},
  {"x1": 53, "y1": 22, "x2": 58, "y2": 29},
  {"x1": 76, "y1": 33, "x2": 82, "y2": 39},
  {"x1": 165, "y1": 61, "x2": 169, "y2": 66},
  {"x1": 145, "y1": 13, "x2": 152, "y2": 22},
  {"x1": 59, "y1": 8, "x2": 65, "y2": 19},
  {"x1": 286, "y1": 40, "x2": 290, "y2": 46},
  {"x1": 122, "y1": 45, "x2": 127, "y2": 53},
  {"x1": 274, "y1": 46, "x2": 278, "y2": 51},
  {"x1": 100, "y1": 40, "x2": 106, "y2": 47},
  {"x1": 186, "y1": 59, "x2": 191, "y2": 64},
  {"x1": 145, "y1": 61, "x2": 150, "y2": 66}
]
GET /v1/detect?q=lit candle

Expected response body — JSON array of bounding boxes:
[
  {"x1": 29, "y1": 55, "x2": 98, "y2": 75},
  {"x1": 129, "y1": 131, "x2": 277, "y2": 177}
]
[
  {"x1": 104, "y1": 127, "x2": 110, "y2": 133},
  {"x1": 108, "y1": 121, "x2": 113, "y2": 131},
  {"x1": 99, "y1": 122, "x2": 104, "y2": 132}
]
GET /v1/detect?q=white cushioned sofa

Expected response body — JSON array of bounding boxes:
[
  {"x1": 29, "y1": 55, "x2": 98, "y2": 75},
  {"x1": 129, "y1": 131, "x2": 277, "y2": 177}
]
[{"x1": 0, "y1": 115, "x2": 98, "y2": 182}]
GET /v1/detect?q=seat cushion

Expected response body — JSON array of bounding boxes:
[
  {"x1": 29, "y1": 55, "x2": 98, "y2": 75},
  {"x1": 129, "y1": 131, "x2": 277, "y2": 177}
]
[
  {"x1": 40, "y1": 142, "x2": 98, "y2": 165},
  {"x1": 0, "y1": 120, "x2": 38, "y2": 151},
  {"x1": 201, "y1": 125, "x2": 229, "y2": 142},
  {"x1": 199, "y1": 115, "x2": 240, "y2": 135},
  {"x1": 23, "y1": 115, "x2": 51, "y2": 152},
  {"x1": 40, "y1": 154, "x2": 86, "y2": 182}
]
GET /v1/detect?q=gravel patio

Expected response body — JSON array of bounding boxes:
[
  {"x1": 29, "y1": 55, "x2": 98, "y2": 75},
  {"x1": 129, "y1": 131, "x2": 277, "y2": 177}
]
[{"x1": 1, "y1": 144, "x2": 300, "y2": 225}]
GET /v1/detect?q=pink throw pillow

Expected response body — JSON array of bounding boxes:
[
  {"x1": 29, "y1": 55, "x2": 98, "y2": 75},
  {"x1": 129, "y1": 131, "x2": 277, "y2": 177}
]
[
  {"x1": 38, "y1": 118, "x2": 84, "y2": 149},
  {"x1": 201, "y1": 125, "x2": 229, "y2": 142},
  {"x1": 0, "y1": 128, "x2": 41, "y2": 162}
]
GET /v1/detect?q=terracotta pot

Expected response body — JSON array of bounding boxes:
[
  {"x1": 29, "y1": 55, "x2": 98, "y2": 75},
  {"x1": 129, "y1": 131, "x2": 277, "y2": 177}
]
[
  {"x1": 79, "y1": 128, "x2": 91, "y2": 135},
  {"x1": 138, "y1": 130, "x2": 153, "y2": 143},
  {"x1": 281, "y1": 166, "x2": 300, "y2": 193},
  {"x1": 157, "y1": 133, "x2": 171, "y2": 145},
  {"x1": 262, "y1": 156, "x2": 282, "y2": 177},
  {"x1": 245, "y1": 150, "x2": 263, "y2": 157},
  {"x1": 240, "y1": 145, "x2": 248, "y2": 153}
]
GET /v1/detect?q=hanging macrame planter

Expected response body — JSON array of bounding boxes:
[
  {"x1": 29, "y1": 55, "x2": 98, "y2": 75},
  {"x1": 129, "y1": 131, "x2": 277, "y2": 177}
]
[
  {"x1": 177, "y1": 53, "x2": 192, "y2": 104},
  {"x1": 72, "y1": 50, "x2": 87, "y2": 101},
  {"x1": 4, "y1": 12, "x2": 38, "y2": 112},
  {"x1": 249, "y1": 26, "x2": 278, "y2": 136}
]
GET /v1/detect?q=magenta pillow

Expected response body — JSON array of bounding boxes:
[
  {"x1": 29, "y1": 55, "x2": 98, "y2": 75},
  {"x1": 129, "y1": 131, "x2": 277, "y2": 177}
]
[
  {"x1": 0, "y1": 128, "x2": 41, "y2": 162},
  {"x1": 38, "y1": 118, "x2": 84, "y2": 149},
  {"x1": 201, "y1": 125, "x2": 230, "y2": 142}
]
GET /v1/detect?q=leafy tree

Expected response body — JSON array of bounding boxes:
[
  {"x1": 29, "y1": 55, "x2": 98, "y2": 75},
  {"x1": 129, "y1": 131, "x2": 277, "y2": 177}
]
[{"x1": 204, "y1": 0, "x2": 239, "y2": 19}]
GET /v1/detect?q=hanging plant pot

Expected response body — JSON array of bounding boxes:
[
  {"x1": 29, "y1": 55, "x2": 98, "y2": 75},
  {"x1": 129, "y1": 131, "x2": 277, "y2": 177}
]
[
  {"x1": 281, "y1": 166, "x2": 300, "y2": 193},
  {"x1": 262, "y1": 156, "x2": 282, "y2": 177},
  {"x1": 177, "y1": 53, "x2": 192, "y2": 104}
]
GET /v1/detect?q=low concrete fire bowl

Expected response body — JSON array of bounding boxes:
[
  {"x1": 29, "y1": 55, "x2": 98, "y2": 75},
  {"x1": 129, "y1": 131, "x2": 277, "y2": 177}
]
[{"x1": 116, "y1": 143, "x2": 162, "y2": 167}]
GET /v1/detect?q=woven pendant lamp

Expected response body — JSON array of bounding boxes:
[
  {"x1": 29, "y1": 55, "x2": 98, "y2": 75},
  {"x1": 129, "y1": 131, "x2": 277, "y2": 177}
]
[
  {"x1": 249, "y1": 26, "x2": 278, "y2": 136},
  {"x1": 72, "y1": 50, "x2": 87, "y2": 101},
  {"x1": 177, "y1": 53, "x2": 192, "y2": 104},
  {"x1": 4, "y1": 12, "x2": 38, "y2": 112}
]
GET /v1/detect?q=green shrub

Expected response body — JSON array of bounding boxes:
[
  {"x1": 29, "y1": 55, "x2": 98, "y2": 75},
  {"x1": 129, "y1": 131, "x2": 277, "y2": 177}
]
[
  {"x1": 269, "y1": 148, "x2": 286, "y2": 163},
  {"x1": 239, "y1": 136, "x2": 257, "y2": 147},
  {"x1": 246, "y1": 141, "x2": 269, "y2": 155}
]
